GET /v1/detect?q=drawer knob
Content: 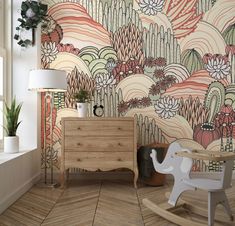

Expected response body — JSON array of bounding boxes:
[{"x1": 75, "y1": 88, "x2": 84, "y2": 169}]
[
  {"x1": 118, "y1": 143, "x2": 122, "y2": 146},
  {"x1": 118, "y1": 158, "x2": 122, "y2": 161},
  {"x1": 118, "y1": 127, "x2": 121, "y2": 130},
  {"x1": 77, "y1": 143, "x2": 81, "y2": 146},
  {"x1": 77, "y1": 127, "x2": 81, "y2": 130},
  {"x1": 77, "y1": 158, "x2": 81, "y2": 162}
]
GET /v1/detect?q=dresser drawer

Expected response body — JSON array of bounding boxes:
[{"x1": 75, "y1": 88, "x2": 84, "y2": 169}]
[
  {"x1": 64, "y1": 152, "x2": 133, "y2": 170},
  {"x1": 64, "y1": 136, "x2": 133, "y2": 152},
  {"x1": 64, "y1": 120, "x2": 134, "y2": 137}
]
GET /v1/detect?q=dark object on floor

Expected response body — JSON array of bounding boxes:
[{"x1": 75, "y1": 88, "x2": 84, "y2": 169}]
[{"x1": 137, "y1": 143, "x2": 169, "y2": 186}]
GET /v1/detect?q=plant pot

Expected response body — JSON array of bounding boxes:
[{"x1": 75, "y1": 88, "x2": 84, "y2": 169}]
[
  {"x1": 4, "y1": 136, "x2": 19, "y2": 154},
  {"x1": 137, "y1": 143, "x2": 168, "y2": 186},
  {"x1": 77, "y1": 102, "x2": 88, "y2": 117}
]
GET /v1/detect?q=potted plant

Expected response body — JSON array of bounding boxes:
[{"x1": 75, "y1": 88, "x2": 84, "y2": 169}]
[
  {"x1": 14, "y1": 0, "x2": 48, "y2": 47},
  {"x1": 3, "y1": 98, "x2": 22, "y2": 153},
  {"x1": 74, "y1": 89, "x2": 91, "y2": 117}
]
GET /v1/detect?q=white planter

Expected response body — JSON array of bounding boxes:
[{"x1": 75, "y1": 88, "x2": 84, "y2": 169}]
[
  {"x1": 4, "y1": 136, "x2": 19, "y2": 154},
  {"x1": 76, "y1": 102, "x2": 88, "y2": 117}
]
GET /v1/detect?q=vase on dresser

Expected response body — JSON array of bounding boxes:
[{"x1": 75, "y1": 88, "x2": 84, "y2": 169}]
[
  {"x1": 74, "y1": 89, "x2": 90, "y2": 117},
  {"x1": 76, "y1": 102, "x2": 88, "y2": 117}
]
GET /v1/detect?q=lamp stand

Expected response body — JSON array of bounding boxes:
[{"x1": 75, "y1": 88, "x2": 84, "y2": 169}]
[
  {"x1": 38, "y1": 92, "x2": 59, "y2": 188},
  {"x1": 28, "y1": 69, "x2": 67, "y2": 188}
]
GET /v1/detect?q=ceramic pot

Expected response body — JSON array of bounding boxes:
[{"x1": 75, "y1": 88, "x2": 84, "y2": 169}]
[
  {"x1": 4, "y1": 136, "x2": 19, "y2": 153},
  {"x1": 77, "y1": 102, "x2": 88, "y2": 117}
]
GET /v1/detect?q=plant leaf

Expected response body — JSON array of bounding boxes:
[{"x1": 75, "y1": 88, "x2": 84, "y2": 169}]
[{"x1": 2, "y1": 98, "x2": 22, "y2": 136}]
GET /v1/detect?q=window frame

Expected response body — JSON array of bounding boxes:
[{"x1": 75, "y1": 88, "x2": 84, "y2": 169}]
[
  {"x1": 0, "y1": 0, "x2": 3, "y2": 46},
  {"x1": 0, "y1": 48, "x2": 6, "y2": 147},
  {"x1": 0, "y1": 0, "x2": 8, "y2": 148}
]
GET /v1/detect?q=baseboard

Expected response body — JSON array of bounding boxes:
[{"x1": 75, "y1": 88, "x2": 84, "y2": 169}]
[{"x1": 0, "y1": 173, "x2": 41, "y2": 214}]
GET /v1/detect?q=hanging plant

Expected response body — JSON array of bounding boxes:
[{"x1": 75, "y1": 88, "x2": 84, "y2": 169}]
[{"x1": 14, "y1": 0, "x2": 48, "y2": 47}]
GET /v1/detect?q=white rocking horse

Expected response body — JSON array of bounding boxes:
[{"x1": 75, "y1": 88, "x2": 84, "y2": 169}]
[{"x1": 143, "y1": 141, "x2": 235, "y2": 226}]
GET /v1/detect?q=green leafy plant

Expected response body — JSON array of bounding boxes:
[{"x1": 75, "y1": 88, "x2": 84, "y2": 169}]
[
  {"x1": 73, "y1": 89, "x2": 91, "y2": 103},
  {"x1": 3, "y1": 98, "x2": 23, "y2": 136},
  {"x1": 14, "y1": 0, "x2": 48, "y2": 47}
]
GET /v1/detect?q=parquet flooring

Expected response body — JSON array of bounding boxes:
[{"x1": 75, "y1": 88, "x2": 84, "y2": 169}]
[
  {"x1": 0, "y1": 173, "x2": 235, "y2": 226},
  {"x1": 93, "y1": 181, "x2": 143, "y2": 226}
]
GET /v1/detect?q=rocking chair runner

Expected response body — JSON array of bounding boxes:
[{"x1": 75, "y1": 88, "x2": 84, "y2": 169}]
[{"x1": 143, "y1": 141, "x2": 235, "y2": 226}]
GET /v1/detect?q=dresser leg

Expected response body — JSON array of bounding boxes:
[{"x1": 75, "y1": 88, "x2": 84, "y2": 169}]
[
  {"x1": 60, "y1": 171, "x2": 65, "y2": 189},
  {"x1": 134, "y1": 169, "x2": 138, "y2": 189},
  {"x1": 66, "y1": 169, "x2": 69, "y2": 184}
]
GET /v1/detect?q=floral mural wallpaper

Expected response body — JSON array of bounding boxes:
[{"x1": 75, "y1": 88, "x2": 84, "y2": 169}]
[{"x1": 41, "y1": 0, "x2": 235, "y2": 173}]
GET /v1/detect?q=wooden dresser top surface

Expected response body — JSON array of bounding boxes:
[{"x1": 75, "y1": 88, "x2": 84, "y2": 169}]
[{"x1": 62, "y1": 117, "x2": 135, "y2": 121}]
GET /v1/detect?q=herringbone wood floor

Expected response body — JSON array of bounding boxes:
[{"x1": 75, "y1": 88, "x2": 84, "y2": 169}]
[{"x1": 0, "y1": 173, "x2": 234, "y2": 226}]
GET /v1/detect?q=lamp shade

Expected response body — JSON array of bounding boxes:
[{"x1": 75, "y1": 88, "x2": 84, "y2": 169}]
[{"x1": 28, "y1": 69, "x2": 67, "y2": 92}]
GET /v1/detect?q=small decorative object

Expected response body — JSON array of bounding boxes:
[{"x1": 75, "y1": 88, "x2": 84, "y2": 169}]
[
  {"x1": 14, "y1": 0, "x2": 48, "y2": 47},
  {"x1": 74, "y1": 89, "x2": 91, "y2": 117},
  {"x1": 3, "y1": 98, "x2": 22, "y2": 154},
  {"x1": 143, "y1": 141, "x2": 235, "y2": 226},
  {"x1": 93, "y1": 104, "x2": 104, "y2": 117}
]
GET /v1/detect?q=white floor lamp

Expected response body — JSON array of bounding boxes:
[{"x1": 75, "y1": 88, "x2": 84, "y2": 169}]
[{"x1": 28, "y1": 69, "x2": 67, "y2": 186}]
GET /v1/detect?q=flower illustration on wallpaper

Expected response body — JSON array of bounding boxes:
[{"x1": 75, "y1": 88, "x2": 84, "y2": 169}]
[
  {"x1": 105, "y1": 59, "x2": 117, "y2": 73},
  {"x1": 118, "y1": 101, "x2": 129, "y2": 114},
  {"x1": 112, "y1": 60, "x2": 144, "y2": 82},
  {"x1": 138, "y1": 0, "x2": 165, "y2": 15},
  {"x1": 41, "y1": 42, "x2": 58, "y2": 64},
  {"x1": 129, "y1": 98, "x2": 141, "y2": 109},
  {"x1": 41, "y1": 17, "x2": 56, "y2": 34},
  {"x1": 206, "y1": 57, "x2": 231, "y2": 80},
  {"x1": 140, "y1": 97, "x2": 152, "y2": 107},
  {"x1": 95, "y1": 73, "x2": 116, "y2": 90},
  {"x1": 154, "y1": 96, "x2": 179, "y2": 119},
  {"x1": 155, "y1": 57, "x2": 167, "y2": 67},
  {"x1": 154, "y1": 69, "x2": 165, "y2": 79},
  {"x1": 117, "y1": 97, "x2": 152, "y2": 115},
  {"x1": 149, "y1": 83, "x2": 161, "y2": 95}
]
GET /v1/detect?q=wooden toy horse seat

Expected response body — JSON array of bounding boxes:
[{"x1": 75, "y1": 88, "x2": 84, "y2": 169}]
[{"x1": 142, "y1": 141, "x2": 235, "y2": 226}]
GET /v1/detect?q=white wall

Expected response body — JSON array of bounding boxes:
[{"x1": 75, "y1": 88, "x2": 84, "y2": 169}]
[
  {"x1": 0, "y1": 150, "x2": 41, "y2": 214},
  {"x1": 12, "y1": 0, "x2": 40, "y2": 149},
  {"x1": 0, "y1": 0, "x2": 42, "y2": 214}
]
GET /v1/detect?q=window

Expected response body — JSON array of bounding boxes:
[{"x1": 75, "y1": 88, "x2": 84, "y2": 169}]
[
  {"x1": 0, "y1": 49, "x2": 5, "y2": 144},
  {"x1": 0, "y1": 0, "x2": 3, "y2": 46},
  {"x1": 0, "y1": 0, "x2": 6, "y2": 147}
]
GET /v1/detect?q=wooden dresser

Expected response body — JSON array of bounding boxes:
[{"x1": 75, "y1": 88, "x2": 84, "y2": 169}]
[{"x1": 61, "y1": 117, "x2": 138, "y2": 188}]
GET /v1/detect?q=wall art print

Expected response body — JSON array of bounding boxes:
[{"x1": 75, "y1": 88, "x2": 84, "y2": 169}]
[{"x1": 41, "y1": 0, "x2": 235, "y2": 173}]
